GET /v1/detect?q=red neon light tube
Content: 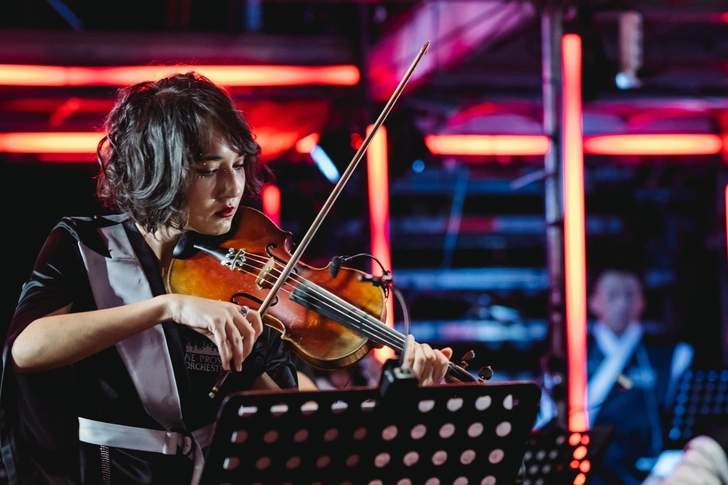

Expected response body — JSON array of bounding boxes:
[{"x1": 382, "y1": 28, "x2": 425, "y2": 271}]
[
  {"x1": 0, "y1": 132, "x2": 294, "y2": 160},
  {"x1": 0, "y1": 64, "x2": 360, "y2": 87},
  {"x1": 563, "y1": 34, "x2": 588, "y2": 432},
  {"x1": 424, "y1": 134, "x2": 550, "y2": 156},
  {"x1": 584, "y1": 134, "x2": 723, "y2": 155},
  {"x1": 366, "y1": 124, "x2": 395, "y2": 363},
  {"x1": 295, "y1": 133, "x2": 320, "y2": 154},
  {"x1": 262, "y1": 184, "x2": 281, "y2": 228},
  {"x1": 5, "y1": 132, "x2": 725, "y2": 159},
  {"x1": 0, "y1": 132, "x2": 102, "y2": 153}
]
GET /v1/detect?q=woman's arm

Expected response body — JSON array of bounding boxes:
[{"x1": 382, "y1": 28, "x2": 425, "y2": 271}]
[
  {"x1": 10, "y1": 294, "x2": 262, "y2": 374},
  {"x1": 11, "y1": 297, "x2": 167, "y2": 374}
]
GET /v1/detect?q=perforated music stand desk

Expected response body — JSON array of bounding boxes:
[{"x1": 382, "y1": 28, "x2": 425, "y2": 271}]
[
  {"x1": 667, "y1": 369, "x2": 728, "y2": 447},
  {"x1": 201, "y1": 381, "x2": 541, "y2": 485},
  {"x1": 516, "y1": 424, "x2": 614, "y2": 485}
]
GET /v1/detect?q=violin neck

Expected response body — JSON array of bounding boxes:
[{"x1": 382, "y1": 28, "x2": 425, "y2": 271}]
[
  {"x1": 290, "y1": 278, "x2": 406, "y2": 351},
  {"x1": 289, "y1": 279, "x2": 477, "y2": 383}
]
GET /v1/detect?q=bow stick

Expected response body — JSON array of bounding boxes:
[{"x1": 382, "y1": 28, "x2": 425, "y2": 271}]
[{"x1": 210, "y1": 41, "x2": 431, "y2": 398}]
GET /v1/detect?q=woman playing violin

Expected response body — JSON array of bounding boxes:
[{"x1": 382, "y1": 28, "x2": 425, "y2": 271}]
[{"x1": 0, "y1": 72, "x2": 452, "y2": 485}]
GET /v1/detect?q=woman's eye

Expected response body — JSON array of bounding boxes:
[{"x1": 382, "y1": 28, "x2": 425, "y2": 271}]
[
  {"x1": 234, "y1": 164, "x2": 245, "y2": 171},
  {"x1": 195, "y1": 169, "x2": 215, "y2": 177}
]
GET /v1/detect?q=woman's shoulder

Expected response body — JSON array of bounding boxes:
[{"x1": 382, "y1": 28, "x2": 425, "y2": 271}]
[
  {"x1": 45, "y1": 214, "x2": 131, "y2": 258},
  {"x1": 53, "y1": 214, "x2": 130, "y2": 239}
]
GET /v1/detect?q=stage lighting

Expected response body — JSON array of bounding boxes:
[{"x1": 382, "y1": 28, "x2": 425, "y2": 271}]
[
  {"x1": 310, "y1": 145, "x2": 340, "y2": 183},
  {"x1": 616, "y1": 10, "x2": 643, "y2": 90}
]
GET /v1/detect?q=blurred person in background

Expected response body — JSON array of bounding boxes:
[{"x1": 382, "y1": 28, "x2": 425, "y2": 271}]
[{"x1": 586, "y1": 266, "x2": 694, "y2": 485}]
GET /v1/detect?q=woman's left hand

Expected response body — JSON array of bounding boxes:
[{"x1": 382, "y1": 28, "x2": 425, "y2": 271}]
[{"x1": 401, "y1": 334, "x2": 453, "y2": 386}]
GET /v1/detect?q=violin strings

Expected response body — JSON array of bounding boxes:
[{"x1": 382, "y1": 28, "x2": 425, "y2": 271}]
[
  {"x1": 225, "y1": 251, "x2": 406, "y2": 351},
  {"x1": 239, "y1": 255, "x2": 405, "y2": 352},
  {"x1": 238, "y1": 252, "x2": 397, "y2": 331},
  {"x1": 241, "y1": 254, "x2": 464, "y2": 378},
  {"x1": 206, "y1": 250, "x2": 464, "y2": 378},
  {"x1": 240, "y1": 252, "x2": 406, "y2": 347}
]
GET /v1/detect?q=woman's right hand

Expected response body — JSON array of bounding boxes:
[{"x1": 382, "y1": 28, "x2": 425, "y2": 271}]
[{"x1": 166, "y1": 294, "x2": 263, "y2": 372}]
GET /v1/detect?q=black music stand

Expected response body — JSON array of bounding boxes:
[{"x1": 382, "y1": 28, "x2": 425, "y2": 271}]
[
  {"x1": 666, "y1": 369, "x2": 728, "y2": 447},
  {"x1": 516, "y1": 424, "x2": 614, "y2": 485},
  {"x1": 200, "y1": 378, "x2": 541, "y2": 484}
]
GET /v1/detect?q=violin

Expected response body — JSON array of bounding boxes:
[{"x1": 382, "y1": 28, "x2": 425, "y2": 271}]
[{"x1": 166, "y1": 206, "x2": 485, "y2": 385}]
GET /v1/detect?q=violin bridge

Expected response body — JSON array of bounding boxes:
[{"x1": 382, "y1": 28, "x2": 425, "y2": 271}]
[{"x1": 256, "y1": 257, "x2": 276, "y2": 289}]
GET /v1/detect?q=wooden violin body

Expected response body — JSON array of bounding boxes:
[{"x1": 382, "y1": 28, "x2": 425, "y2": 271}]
[{"x1": 166, "y1": 207, "x2": 385, "y2": 370}]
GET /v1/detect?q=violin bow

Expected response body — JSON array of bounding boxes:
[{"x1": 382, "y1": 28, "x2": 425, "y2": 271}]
[{"x1": 210, "y1": 41, "x2": 431, "y2": 398}]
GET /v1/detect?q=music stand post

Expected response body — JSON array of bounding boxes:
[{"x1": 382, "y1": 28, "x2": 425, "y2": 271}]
[{"x1": 201, "y1": 374, "x2": 541, "y2": 484}]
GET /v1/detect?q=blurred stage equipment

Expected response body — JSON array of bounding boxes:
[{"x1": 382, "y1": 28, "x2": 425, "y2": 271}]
[
  {"x1": 540, "y1": 0, "x2": 569, "y2": 431},
  {"x1": 616, "y1": 10, "x2": 644, "y2": 89}
]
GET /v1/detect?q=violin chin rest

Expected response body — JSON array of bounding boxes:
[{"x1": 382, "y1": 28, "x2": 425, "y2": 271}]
[{"x1": 173, "y1": 232, "x2": 197, "y2": 259}]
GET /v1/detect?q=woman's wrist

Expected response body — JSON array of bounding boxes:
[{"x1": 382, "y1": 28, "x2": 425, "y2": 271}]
[{"x1": 156, "y1": 293, "x2": 178, "y2": 323}]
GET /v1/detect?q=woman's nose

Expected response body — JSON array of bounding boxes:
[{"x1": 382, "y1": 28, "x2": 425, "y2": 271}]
[{"x1": 219, "y1": 168, "x2": 244, "y2": 197}]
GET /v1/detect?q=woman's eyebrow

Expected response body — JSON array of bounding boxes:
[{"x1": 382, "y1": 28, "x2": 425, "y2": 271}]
[
  {"x1": 198, "y1": 155, "x2": 223, "y2": 162},
  {"x1": 197, "y1": 154, "x2": 245, "y2": 163}
]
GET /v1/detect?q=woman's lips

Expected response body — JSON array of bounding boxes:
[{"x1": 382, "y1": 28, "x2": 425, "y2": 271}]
[{"x1": 215, "y1": 207, "x2": 235, "y2": 218}]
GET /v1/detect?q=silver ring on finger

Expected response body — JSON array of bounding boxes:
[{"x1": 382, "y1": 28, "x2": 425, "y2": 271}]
[{"x1": 240, "y1": 305, "x2": 249, "y2": 318}]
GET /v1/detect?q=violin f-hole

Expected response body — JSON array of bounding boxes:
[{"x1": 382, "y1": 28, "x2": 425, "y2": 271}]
[
  {"x1": 231, "y1": 292, "x2": 278, "y2": 308},
  {"x1": 266, "y1": 243, "x2": 298, "y2": 273}
]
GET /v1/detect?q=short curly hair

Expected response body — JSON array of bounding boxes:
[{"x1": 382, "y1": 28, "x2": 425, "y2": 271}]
[{"x1": 96, "y1": 71, "x2": 266, "y2": 233}]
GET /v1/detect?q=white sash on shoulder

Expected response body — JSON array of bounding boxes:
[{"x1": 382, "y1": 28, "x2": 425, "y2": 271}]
[
  {"x1": 77, "y1": 220, "x2": 206, "y2": 485},
  {"x1": 587, "y1": 323, "x2": 642, "y2": 427},
  {"x1": 666, "y1": 342, "x2": 694, "y2": 405}
]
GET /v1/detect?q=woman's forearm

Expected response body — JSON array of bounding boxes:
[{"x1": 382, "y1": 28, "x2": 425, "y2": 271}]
[{"x1": 10, "y1": 294, "x2": 175, "y2": 374}]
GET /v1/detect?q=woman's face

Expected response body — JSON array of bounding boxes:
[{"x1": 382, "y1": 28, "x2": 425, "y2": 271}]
[{"x1": 186, "y1": 137, "x2": 246, "y2": 236}]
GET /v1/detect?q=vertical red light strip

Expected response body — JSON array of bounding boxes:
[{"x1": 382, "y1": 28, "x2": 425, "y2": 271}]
[
  {"x1": 563, "y1": 34, "x2": 588, "y2": 432},
  {"x1": 366, "y1": 125, "x2": 395, "y2": 363},
  {"x1": 262, "y1": 184, "x2": 281, "y2": 228},
  {"x1": 724, "y1": 183, "x2": 728, "y2": 353}
]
